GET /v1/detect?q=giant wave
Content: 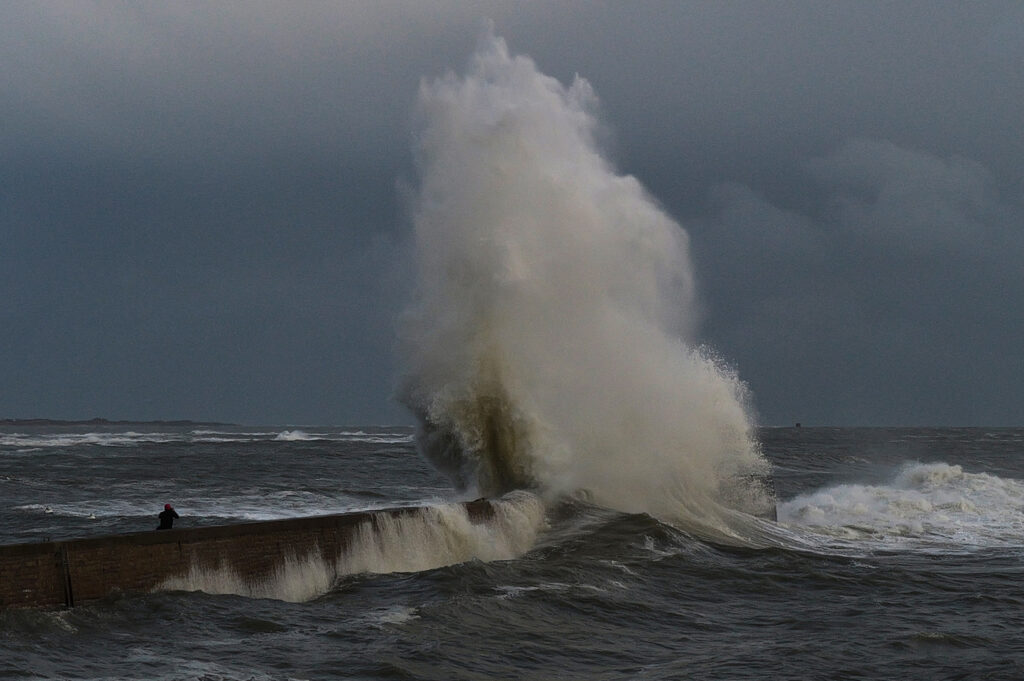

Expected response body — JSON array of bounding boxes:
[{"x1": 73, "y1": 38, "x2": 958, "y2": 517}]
[{"x1": 398, "y1": 29, "x2": 774, "y2": 544}]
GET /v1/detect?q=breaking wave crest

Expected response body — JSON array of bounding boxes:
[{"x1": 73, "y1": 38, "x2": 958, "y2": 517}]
[
  {"x1": 274, "y1": 430, "x2": 318, "y2": 441},
  {"x1": 398, "y1": 30, "x2": 773, "y2": 544},
  {"x1": 779, "y1": 462, "x2": 1024, "y2": 553}
]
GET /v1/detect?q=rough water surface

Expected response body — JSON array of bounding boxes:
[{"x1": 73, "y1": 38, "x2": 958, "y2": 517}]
[{"x1": 2, "y1": 425, "x2": 1023, "y2": 680}]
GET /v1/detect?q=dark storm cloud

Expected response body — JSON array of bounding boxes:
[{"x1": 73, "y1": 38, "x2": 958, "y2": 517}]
[
  {"x1": 1, "y1": 2, "x2": 1021, "y2": 424},
  {"x1": 695, "y1": 140, "x2": 1023, "y2": 425},
  {"x1": 1, "y1": 2, "x2": 477, "y2": 424}
]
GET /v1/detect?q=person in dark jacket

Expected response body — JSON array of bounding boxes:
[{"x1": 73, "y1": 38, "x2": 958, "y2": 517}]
[{"x1": 157, "y1": 503, "x2": 179, "y2": 530}]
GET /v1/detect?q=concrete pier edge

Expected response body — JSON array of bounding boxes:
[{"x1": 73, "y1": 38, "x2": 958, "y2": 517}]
[{"x1": 0, "y1": 500, "x2": 495, "y2": 610}]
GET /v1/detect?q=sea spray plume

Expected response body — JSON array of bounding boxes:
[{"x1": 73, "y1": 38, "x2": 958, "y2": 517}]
[{"x1": 399, "y1": 32, "x2": 774, "y2": 539}]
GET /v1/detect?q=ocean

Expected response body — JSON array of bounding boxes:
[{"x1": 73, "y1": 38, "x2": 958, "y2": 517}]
[
  {"x1": 1, "y1": 424, "x2": 1022, "y2": 680},
  {"x1": 3, "y1": 29, "x2": 1022, "y2": 681}
]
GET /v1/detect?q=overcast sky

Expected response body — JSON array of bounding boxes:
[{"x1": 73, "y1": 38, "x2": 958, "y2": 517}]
[{"x1": 2, "y1": 2, "x2": 1022, "y2": 426}]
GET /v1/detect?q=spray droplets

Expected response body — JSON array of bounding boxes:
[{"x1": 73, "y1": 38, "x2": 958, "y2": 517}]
[{"x1": 400, "y1": 32, "x2": 773, "y2": 540}]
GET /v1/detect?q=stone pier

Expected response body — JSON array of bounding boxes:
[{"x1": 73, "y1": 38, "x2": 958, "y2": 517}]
[{"x1": 0, "y1": 500, "x2": 494, "y2": 610}]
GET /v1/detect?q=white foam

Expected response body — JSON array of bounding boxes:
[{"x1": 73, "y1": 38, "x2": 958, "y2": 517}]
[
  {"x1": 337, "y1": 491, "x2": 545, "y2": 576},
  {"x1": 339, "y1": 433, "x2": 415, "y2": 444},
  {"x1": 161, "y1": 551, "x2": 337, "y2": 603},
  {"x1": 0, "y1": 432, "x2": 184, "y2": 449},
  {"x1": 779, "y1": 462, "x2": 1024, "y2": 552},
  {"x1": 371, "y1": 605, "x2": 420, "y2": 625},
  {"x1": 274, "y1": 430, "x2": 318, "y2": 441},
  {"x1": 0, "y1": 428, "x2": 414, "y2": 450}
]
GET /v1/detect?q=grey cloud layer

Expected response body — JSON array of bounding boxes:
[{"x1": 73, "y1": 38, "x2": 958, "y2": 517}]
[
  {"x1": 696, "y1": 140, "x2": 1022, "y2": 424},
  {"x1": 2, "y1": 2, "x2": 1021, "y2": 424}
]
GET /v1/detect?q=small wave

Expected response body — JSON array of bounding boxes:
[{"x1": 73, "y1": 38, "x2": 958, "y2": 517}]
[
  {"x1": 274, "y1": 430, "x2": 319, "y2": 441},
  {"x1": 893, "y1": 630, "x2": 998, "y2": 652},
  {"x1": 340, "y1": 434, "x2": 416, "y2": 444},
  {"x1": 1, "y1": 429, "x2": 414, "y2": 449},
  {"x1": 370, "y1": 605, "x2": 420, "y2": 626},
  {"x1": 190, "y1": 437, "x2": 263, "y2": 444},
  {"x1": 778, "y1": 461, "x2": 1024, "y2": 552},
  {"x1": 13, "y1": 491, "x2": 395, "y2": 526},
  {"x1": 494, "y1": 584, "x2": 544, "y2": 600},
  {"x1": 0, "y1": 432, "x2": 186, "y2": 449},
  {"x1": 14, "y1": 501, "x2": 149, "y2": 519},
  {"x1": 184, "y1": 489, "x2": 389, "y2": 522},
  {"x1": 271, "y1": 429, "x2": 413, "y2": 444},
  {"x1": 190, "y1": 429, "x2": 277, "y2": 442}
]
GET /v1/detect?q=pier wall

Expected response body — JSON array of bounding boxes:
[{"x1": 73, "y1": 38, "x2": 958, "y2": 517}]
[{"x1": 0, "y1": 501, "x2": 494, "y2": 610}]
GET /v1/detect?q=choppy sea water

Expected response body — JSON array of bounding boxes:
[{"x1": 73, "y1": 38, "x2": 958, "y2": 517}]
[{"x1": 1, "y1": 425, "x2": 1023, "y2": 680}]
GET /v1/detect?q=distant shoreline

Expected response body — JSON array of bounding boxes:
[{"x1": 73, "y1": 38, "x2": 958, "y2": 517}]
[{"x1": 0, "y1": 418, "x2": 234, "y2": 427}]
